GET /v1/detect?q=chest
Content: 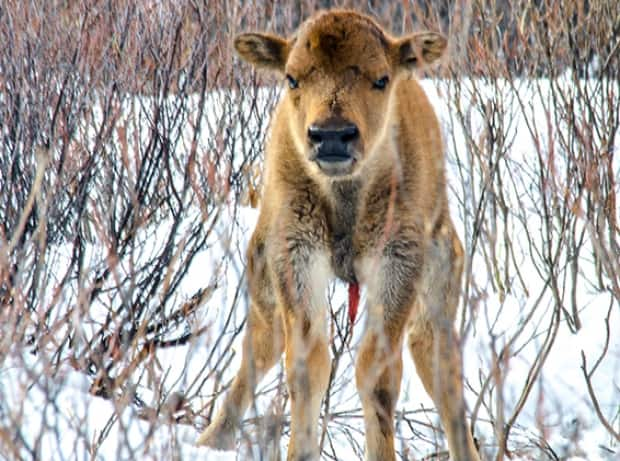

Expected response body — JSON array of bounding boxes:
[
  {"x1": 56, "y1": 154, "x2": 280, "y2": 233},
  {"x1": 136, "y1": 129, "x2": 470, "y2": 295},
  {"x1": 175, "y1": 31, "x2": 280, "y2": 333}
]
[{"x1": 327, "y1": 180, "x2": 360, "y2": 283}]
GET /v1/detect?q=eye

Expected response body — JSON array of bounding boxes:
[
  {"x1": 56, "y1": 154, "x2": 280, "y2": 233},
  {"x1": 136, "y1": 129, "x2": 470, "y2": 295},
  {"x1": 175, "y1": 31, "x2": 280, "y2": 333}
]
[
  {"x1": 286, "y1": 74, "x2": 299, "y2": 89},
  {"x1": 372, "y1": 75, "x2": 389, "y2": 90}
]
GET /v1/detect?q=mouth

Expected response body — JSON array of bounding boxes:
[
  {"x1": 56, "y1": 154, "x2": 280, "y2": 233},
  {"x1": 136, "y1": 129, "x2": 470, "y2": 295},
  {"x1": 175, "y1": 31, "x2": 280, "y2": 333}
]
[{"x1": 314, "y1": 153, "x2": 356, "y2": 176}]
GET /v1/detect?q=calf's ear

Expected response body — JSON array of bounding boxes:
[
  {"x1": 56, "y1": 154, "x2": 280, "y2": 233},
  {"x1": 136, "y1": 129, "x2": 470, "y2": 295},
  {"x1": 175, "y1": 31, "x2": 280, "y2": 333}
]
[
  {"x1": 234, "y1": 33, "x2": 289, "y2": 73},
  {"x1": 396, "y1": 31, "x2": 447, "y2": 70}
]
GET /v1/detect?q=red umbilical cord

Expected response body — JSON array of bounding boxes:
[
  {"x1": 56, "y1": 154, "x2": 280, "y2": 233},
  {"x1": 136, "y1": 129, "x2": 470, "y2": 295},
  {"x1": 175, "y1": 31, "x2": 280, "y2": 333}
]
[{"x1": 348, "y1": 283, "x2": 360, "y2": 324}]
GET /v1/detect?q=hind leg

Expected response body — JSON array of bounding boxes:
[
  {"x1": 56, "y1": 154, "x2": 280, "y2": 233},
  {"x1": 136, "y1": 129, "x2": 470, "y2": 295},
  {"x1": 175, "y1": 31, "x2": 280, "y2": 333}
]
[
  {"x1": 197, "y1": 302, "x2": 284, "y2": 449},
  {"x1": 409, "y1": 322, "x2": 479, "y2": 460},
  {"x1": 408, "y1": 231, "x2": 480, "y2": 460},
  {"x1": 197, "y1": 235, "x2": 283, "y2": 449}
]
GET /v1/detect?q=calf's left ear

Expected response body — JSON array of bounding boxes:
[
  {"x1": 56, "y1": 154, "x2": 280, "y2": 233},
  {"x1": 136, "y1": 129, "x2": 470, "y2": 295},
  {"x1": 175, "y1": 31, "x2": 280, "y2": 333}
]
[
  {"x1": 234, "y1": 33, "x2": 289, "y2": 73},
  {"x1": 396, "y1": 31, "x2": 447, "y2": 69}
]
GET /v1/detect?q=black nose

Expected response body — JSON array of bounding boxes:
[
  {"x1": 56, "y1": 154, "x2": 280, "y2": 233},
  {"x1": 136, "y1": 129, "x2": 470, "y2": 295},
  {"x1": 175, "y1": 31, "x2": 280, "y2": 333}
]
[
  {"x1": 308, "y1": 123, "x2": 359, "y2": 145},
  {"x1": 308, "y1": 123, "x2": 359, "y2": 161}
]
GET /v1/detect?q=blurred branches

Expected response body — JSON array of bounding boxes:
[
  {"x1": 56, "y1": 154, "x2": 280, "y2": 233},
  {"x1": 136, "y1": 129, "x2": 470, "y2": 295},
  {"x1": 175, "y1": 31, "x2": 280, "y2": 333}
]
[{"x1": 0, "y1": 0, "x2": 618, "y2": 460}]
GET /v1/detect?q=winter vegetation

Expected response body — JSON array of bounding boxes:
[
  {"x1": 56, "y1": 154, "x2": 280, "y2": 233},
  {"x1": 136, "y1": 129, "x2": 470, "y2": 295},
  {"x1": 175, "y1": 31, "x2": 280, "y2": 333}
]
[{"x1": 0, "y1": 1, "x2": 618, "y2": 460}]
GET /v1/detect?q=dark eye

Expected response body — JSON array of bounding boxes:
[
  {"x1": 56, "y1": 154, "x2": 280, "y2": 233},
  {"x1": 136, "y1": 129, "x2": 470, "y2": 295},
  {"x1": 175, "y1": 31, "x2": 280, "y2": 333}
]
[
  {"x1": 286, "y1": 74, "x2": 299, "y2": 89},
  {"x1": 372, "y1": 75, "x2": 389, "y2": 90}
]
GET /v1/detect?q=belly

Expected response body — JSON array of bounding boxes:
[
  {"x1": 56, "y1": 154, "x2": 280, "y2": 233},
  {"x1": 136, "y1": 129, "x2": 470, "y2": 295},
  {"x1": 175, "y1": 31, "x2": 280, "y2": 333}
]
[{"x1": 330, "y1": 233, "x2": 357, "y2": 283}]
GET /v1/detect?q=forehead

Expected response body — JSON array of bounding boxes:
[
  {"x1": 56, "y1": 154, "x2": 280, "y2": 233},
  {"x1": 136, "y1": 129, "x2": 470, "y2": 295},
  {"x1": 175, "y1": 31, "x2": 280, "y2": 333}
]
[{"x1": 287, "y1": 12, "x2": 391, "y2": 75}]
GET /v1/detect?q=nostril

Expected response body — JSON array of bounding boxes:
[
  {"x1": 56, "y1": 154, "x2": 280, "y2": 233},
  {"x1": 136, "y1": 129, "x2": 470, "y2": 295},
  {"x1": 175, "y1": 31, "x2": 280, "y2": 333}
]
[
  {"x1": 308, "y1": 123, "x2": 358, "y2": 146},
  {"x1": 340, "y1": 125, "x2": 359, "y2": 143},
  {"x1": 308, "y1": 126, "x2": 323, "y2": 144}
]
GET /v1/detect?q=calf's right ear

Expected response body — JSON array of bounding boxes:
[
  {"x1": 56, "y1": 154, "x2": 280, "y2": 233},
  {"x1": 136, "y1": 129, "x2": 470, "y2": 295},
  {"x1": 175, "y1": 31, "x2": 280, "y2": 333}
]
[{"x1": 234, "y1": 33, "x2": 289, "y2": 73}]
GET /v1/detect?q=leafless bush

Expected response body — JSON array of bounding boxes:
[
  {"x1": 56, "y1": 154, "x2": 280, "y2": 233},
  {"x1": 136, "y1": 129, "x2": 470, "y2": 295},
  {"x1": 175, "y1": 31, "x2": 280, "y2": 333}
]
[{"x1": 0, "y1": 1, "x2": 618, "y2": 460}]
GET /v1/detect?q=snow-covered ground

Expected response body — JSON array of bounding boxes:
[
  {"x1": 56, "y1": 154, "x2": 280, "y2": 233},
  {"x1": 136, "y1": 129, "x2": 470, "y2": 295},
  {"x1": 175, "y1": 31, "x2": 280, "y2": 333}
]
[{"x1": 2, "y1": 79, "x2": 618, "y2": 461}]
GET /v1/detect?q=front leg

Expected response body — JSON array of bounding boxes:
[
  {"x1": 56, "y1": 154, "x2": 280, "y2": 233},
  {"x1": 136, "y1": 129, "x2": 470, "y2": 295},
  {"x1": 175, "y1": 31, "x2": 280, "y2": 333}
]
[
  {"x1": 271, "y1": 235, "x2": 332, "y2": 461},
  {"x1": 355, "y1": 238, "x2": 422, "y2": 461}
]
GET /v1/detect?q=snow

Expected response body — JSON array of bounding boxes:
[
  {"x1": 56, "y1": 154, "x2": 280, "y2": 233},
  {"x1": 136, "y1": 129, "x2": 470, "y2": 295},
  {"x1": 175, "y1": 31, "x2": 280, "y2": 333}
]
[{"x1": 1, "y1": 78, "x2": 618, "y2": 460}]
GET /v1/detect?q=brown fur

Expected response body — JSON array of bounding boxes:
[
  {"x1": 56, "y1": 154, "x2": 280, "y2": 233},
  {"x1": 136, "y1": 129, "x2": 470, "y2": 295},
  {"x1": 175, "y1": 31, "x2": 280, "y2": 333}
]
[{"x1": 197, "y1": 10, "x2": 480, "y2": 461}]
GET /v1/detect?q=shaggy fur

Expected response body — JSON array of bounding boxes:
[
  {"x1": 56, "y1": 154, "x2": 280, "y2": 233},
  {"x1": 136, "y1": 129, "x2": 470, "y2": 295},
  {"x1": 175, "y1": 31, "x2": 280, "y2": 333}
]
[{"x1": 197, "y1": 10, "x2": 480, "y2": 461}]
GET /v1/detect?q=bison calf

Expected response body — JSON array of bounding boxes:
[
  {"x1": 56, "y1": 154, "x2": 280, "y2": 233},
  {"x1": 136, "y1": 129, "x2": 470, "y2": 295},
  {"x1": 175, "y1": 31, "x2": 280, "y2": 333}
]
[{"x1": 197, "y1": 9, "x2": 480, "y2": 461}]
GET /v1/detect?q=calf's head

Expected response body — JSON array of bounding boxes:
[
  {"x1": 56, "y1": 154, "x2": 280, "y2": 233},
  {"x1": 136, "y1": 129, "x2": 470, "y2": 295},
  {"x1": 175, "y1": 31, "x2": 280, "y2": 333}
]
[{"x1": 234, "y1": 10, "x2": 446, "y2": 177}]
